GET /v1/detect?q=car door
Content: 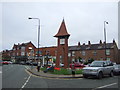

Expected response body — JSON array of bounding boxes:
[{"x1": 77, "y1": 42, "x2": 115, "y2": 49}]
[{"x1": 103, "y1": 62, "x2": 109, "y2": 75}]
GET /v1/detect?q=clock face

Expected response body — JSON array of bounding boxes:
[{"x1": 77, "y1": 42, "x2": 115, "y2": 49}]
[{"x1": 60, "y1": 39, "x2": 65, "y2": 44}]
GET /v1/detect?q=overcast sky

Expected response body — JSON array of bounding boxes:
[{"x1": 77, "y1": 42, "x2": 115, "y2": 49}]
[{"x1": 0, "y1": 0, "x2": 119, "y2": 51}]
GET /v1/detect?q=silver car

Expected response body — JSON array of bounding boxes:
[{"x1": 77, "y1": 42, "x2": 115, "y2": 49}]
[
  {"x1": 113, "y1": 64, "x2": 120, "y2": 75},
  {"x1": 83, "y1": 61, "x2": 114, "y2": 79}
]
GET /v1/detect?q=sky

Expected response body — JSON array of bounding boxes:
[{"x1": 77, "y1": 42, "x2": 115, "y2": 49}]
[{"x1": 0, "y1": 0, "x2": 119, "y2": 51}]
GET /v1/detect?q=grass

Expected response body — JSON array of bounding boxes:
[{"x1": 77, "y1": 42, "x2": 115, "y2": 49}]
[{"x1": 40, "y1": 67, "x2": 83, "y2": 75}]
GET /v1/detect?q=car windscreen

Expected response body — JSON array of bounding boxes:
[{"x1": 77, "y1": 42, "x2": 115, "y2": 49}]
[{"x1": 90, "y1": 61, "x2": 104, "y2": 67}]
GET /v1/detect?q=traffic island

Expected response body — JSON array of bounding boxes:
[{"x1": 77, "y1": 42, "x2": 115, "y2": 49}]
[{"x1": 26, "y1": 67, "x2": 83, "y2": 79}]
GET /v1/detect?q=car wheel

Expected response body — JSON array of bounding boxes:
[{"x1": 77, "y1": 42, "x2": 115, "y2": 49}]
[
  {"x1": 98, "y1": 72, "x2": 103, "y2": 79},
  {"x1": 83, "y1": 75, "x2": 88, "y2": 78},
  {"x1": 109, "y1": 71, "x2": 114, "y2": 77}
]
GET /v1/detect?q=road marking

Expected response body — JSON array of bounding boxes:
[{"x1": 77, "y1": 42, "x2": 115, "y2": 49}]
[
  {"x1": 25, "y1": 66, "x2": 30, "y2": 70},
  {"x1": 93, "y1": 83, "x2": 117, "y2": 90},
  {"x1": 21, "y1": 74, "x2": 31, "y2": 89}
]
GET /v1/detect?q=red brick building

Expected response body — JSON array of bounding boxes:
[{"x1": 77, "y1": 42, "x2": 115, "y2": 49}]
[
  {"x1": 9, "y1": 41, "x2": 36, "y2": 63},
  {"x1": 1, "y1": 40, "x2": 120, "y2": 64},
  {"x1": 68, "y1": 40, "x2": 119, "y2": 64}
]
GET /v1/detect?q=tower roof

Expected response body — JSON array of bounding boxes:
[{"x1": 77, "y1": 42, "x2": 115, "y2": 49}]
[{"x1": 54, "y1": 19, "x2": 70, "y2": 37}]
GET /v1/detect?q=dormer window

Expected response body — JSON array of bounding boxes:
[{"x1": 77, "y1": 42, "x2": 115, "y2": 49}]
[
  {"x1": 98, "y1": 46, "x2": 102, "y2": 49},
  {"x1": 86, "y1": 47, "x2": 90, "y2": 49}
]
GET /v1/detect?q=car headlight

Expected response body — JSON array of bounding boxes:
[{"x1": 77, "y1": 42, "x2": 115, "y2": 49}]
[{"x1": 91, "y1": 69, "x2": 98, "y2": 72}]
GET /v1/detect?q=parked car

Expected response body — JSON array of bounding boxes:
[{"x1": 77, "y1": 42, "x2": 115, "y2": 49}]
[
  {"x1": 31, "y1": 62, "x2": 38, "y2": 66},
  {"x1": 113, "y1": 64, "x2": 120, "y2": 75},
  {"x1": 8, "y1": 61, "x2": 13, "y2": 64},
  {"x1": 2, "y1": 61, "x2": 9, "y2": 65},
  {"x1": 20, "y1": 61, "x2": 26, "y2": 65},
  {"x1": 26, "y1": 61, "x2": 32, "y2": 65},
  {"x1": 82, "y1": 61, "x2": 114, "y2": 79},
  {"x1": 69, "y1": 62, "x2": 85, "y2": 68}
]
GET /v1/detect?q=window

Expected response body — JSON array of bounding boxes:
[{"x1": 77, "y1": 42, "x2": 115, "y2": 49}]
[
  {"x1": 86, "y1": 47, "x2": 90, "y2": 49},
  {"x1": 93, "y1": 50, "x2": 97, "y2": 56},
  {"x1": 17, "y1": 47, "x2": 19, "y2": 50},
  {"x1": 107, "y1": 58, "x2": 110, "y2": 61},
  {"x1": 17, "y1": 53, "x2": 18, "y2": 56},
  {"x1": 55, "y1": 50, "x2": 57, "y2": 56},
  {"x1": 46, "y1": 50, "x2": 50, "y2": 55},
  {"x1": 13, "y1": 48, "x2": 16, "y2": 51},
  {"x1": 36, "y1": 51, "x2": 42, "y2": 54},
  {"x1": 72, "y1": 51, "x2": 75, "y2": 56},
  {"x1": 13, "y1": 53, "x2": 15, "y2": 56},
  {"x1": 98, "y1": 46, "x2": 102, "y2": 49},
  {"x1": 60, "y1": 39, "x2": 65, "y2": 44},
  {"x1": 21, "y1": 52, "x2": 25, "y2": 56},
  {"x1": 68, "y1": 53, "x2": 71, "y2": 57},
  {"x1": 72, "y1": 58, "x2": 75, "y2": 62},
  {"x1": 21, "y1": 46, "x2": 25, "y2": 51},
  {"x1": 82, "y1": 51, "x2": 86, "y2": 56},
  {"x1": 106, "y1": 49, "x2": 110, "y2": 55},
  {"x1": 28, "y1": 47, "x2": 32, "y2": 50}
]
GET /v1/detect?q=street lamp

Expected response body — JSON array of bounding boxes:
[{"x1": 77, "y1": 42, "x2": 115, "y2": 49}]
[
  {"x1": 104, "y1": 21, "x2": 108, "y2": 60},
  {"x1": 28, "y1": 17, "x2": 40, "y2": 62}
]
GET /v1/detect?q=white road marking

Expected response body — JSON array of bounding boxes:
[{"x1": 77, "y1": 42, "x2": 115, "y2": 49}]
[
  {"x1": 25, "y1": 66, "x2": 30, "y2": 70},
  {"x1": 94, "y1": 83, "x2": 117, "y2": 89},
  {"x1": 21, "y1": 74, "x2": 31, "y2": 89}
]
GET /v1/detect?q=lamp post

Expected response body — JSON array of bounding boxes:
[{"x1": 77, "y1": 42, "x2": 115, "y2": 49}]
[
  {"x1": 104, "y1": 21, "x2": 108, "y2": 60},
  {"x1": 28, "y1": 17, "x2": 40, "y2": 62}
]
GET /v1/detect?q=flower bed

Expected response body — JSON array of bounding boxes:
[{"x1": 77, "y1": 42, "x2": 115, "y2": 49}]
[{"x1": 41, "y1": 67, "x2": 83, "y2": 75}]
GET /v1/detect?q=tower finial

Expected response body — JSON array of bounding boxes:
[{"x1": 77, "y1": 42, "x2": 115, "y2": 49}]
[{"x1": 63, "y1": 17, "x2": 64, "y2": 22}]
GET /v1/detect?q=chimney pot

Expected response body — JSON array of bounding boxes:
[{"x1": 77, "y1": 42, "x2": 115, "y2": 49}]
[
  {"x1": 83, "y1": 43, "x2": 85, "y2": 45},
  {"x1": 100, "y1": 40, "x2": 102, "y2": 44},
  {"x1": 88, "y1": 41, "x2": 91, "y2": 45},
  {"x1": 113, "y1": 39, "x2": 115, "y2": 44},
  {"x1": 78, "y1": 42, "x2": 80, "y2": 46}
]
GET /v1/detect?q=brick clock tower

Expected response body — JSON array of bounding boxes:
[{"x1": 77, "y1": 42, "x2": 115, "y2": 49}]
[{"x1": 54, "y1": 19, "x2": 70, "y2": 68}]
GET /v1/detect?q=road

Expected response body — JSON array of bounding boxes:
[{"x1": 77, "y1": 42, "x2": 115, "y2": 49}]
[{"x1": 2, "y1": 64, "x2": 120, "y2": 90}]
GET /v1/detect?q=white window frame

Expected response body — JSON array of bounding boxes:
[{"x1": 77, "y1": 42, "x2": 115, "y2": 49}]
[
  {"x1": 82, "y1": 51, "x2": 86, "y2": 56},
  {"x1": 106, "y1": 49, "x2": 110, "y2": 55},
  {"x1": 21, "y1": 52, "x2": 25, "y2": 56},
  {"x1": 72, "y1": 51, "x2": 75, "y2": 56},
  {"x1": 68, "y1": 53, "x2": 71, "y2": 57}
]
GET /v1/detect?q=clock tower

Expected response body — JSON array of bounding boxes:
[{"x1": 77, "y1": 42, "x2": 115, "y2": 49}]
[{"x1": 54, "y1": 19, "x2": 70, "y2": 68}]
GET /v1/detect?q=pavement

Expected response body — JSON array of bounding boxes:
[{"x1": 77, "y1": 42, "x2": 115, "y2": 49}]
[{"x1": 26, "y1": 67, "x2": 83, "y2": 79}]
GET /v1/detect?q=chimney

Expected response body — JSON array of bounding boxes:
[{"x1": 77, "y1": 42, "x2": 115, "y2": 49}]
[
  {"x1": 83, "y1": 43, "x2": 85, "y2": 45},
  {"x1": 113, "y1": 39, "x2": 115, "y2": 44},
  {"x1": 103, "y1": 41, "x2": 105, "y2": 44},
  {"x1": 88, "y1": 41, "x2": 91, "y2": 45},
  {"x1": 18, "y1": 43, "x2": 20, "y2": 46},
  {"x1": 78, "y1": 42, "x2": 80, "y2": 46},
  {"x1": 100, "y1": 40, "x2": 102, "y2": 44}
]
